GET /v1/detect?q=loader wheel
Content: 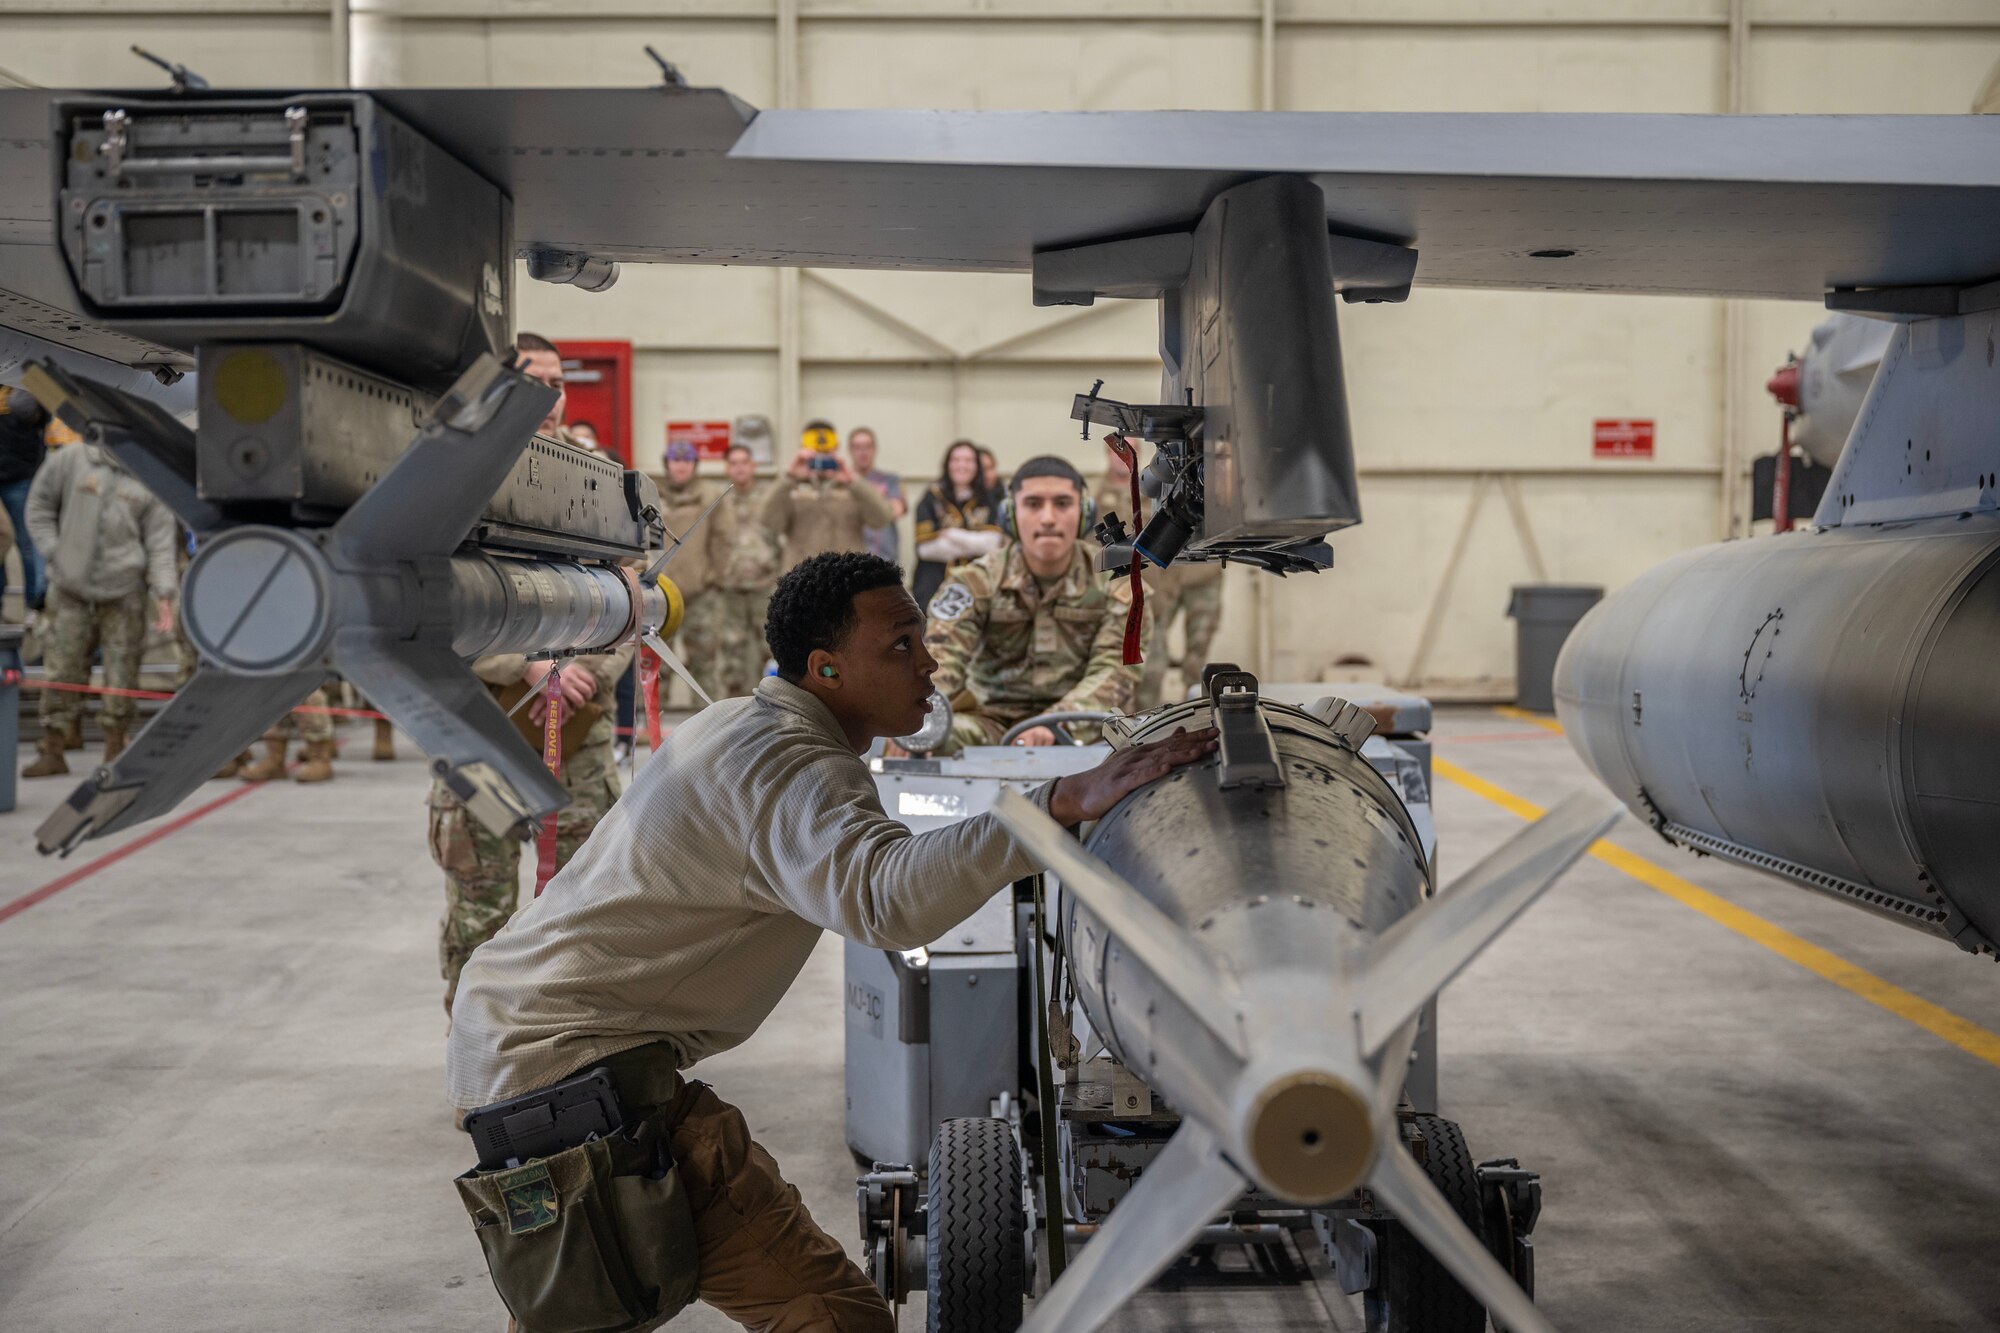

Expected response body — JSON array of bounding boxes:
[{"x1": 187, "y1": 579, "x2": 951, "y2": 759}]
[
  {"x1": 1365, "y1": 1115, "x2": 1491, "y2": 1333},
  {"x1": 926, "y1": 1117, "x2": 1025, "y2": 1333}
]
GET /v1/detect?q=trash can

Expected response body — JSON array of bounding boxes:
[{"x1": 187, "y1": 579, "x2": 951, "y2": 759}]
[
  {"x1": 1506, "y1": 584, "x2": 1602, "y2": 713},
  {"x1": 0, "y1": 624, "x2": 22, "y2": 813}
]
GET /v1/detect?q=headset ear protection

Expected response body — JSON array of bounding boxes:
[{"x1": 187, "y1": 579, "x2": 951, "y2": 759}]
[{"x1": 1000, "y1": 487, "x2": 1095, "y2": 542}]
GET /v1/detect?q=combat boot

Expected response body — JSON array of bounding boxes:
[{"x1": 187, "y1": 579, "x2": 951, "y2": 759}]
[
  {"x1": 293, "y1": 738, "x2": 335, "y2": 783},
  {"x1": 22, "y1": 732, "x2": 68, "y2": 778},
  {"x1": 102, "y1": 725, "x2": 128, "y2": 763},
  {"x1": 238, "y1": 737, "x2": 289, "y2": 782},
  {"x1": 59, "y1": 717, "x2": 83, "y2": 751},
  {"x1": 372, "y1": 717, "x2": 396, "y2": 761},
  {"x1": 213, "y1": 750, "x2": 251, "y2": 780}
]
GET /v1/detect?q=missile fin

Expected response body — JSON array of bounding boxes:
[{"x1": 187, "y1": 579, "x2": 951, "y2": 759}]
[
  {"x1": 1369, "y1": 1136, "x2": 1556, "y2": 1333},
  {"x1": 1357, "y1": 789, "x2": 1622, "y2": 1055},
  {"x1": 1370, "y1": 1015, "x2": 1422, "y2": 1127},
  {"x1": 335, "y1": 628, "x2": 567, "y2": 836},
  {"x1": 330, "y1": 355, "x2": 555, "y2": 563},
  {"x1": 1019, "y1": 1122, "x2": 1246, "y2": 1333},
  {"x1": 642, "y1": 632, "x2": 714, "y2": 708},
  {"x1": 34, "y1": 666, "x2": 325, "y2": 854},
  {"x1": 991, "y1": 788, "x2": 1244, "y2": 1057}
]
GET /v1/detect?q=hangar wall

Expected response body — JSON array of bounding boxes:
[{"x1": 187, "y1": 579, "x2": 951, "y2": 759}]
[{"x1": 3, "y1": 1, "x2": 1996, "y2": 693}]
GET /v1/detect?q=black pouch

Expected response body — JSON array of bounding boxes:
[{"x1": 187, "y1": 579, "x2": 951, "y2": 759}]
[{"x1": 455, "y1": 1111, "x2": 698, "y2": 1333}]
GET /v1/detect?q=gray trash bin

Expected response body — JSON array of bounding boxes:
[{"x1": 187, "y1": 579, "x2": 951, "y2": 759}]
[
  {"x1": 0, "y1": 624, "x2": 21, "y2": 813},
  {"x1": 1506, "y1": 584, "x2": 1602, "y2": 713}
]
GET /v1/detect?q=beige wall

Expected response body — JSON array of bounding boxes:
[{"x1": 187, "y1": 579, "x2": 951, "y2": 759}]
[{"x1": 4, "y1": 0, "x2": 1994, "y2": 692}]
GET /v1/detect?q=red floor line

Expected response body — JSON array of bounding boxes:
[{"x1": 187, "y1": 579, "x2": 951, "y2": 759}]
[{"x1": 0, "y1": 782, "x2": 264, "y2": 925}]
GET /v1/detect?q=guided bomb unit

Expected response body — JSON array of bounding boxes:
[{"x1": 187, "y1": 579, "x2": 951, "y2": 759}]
[{"x1": 853, "y1": 677, "x2": 1614, "y2": 1333}]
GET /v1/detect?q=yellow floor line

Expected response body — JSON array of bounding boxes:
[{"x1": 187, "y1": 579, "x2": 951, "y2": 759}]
[
  {"x1": 1433, "y1": 755, "x2": 2000, "y2": 1071},
  {"x1": 1490, "y1": 705, "x2": 1564, "y2": 733}
]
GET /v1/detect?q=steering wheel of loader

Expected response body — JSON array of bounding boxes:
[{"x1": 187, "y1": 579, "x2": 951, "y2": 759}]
[{"x1": 997, "y1": 710, "x2": 1121, "y2": 747}]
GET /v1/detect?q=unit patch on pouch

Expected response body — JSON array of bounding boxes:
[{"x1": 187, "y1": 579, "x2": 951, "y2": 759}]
[
  {"x1": 930, "y1": 583, "x2": 973, "y2": 622},
  {"x1": 496, "y1": 1162, "x2": 559, "y2": 1235}
]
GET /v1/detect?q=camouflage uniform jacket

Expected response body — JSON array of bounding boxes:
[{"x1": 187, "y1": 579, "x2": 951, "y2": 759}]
[
  {"x1": 26, "y1": 443, "x2": 178, "y2": 603},
  {"x1": 925, "y1": 542, "x2": 1141, "y2": 716},
  {"x1": 654, "y1": 477, "x2": 733, "y2": 599},
  {"x1": 1091, "y1": 474, "x2": 1223, "y2": 594},
  {"x1": 472, "y1": 645, "x2": 635, "y2": 758},
  {"x1": 717, "y1": 482, "x2": 784, "y2": 591},
  {"x1": 761, "y1": 472, "x2": 895, "y2": 569}
]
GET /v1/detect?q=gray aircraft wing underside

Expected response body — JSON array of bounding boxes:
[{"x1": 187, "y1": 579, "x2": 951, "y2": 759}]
[
  {"x1": 3, "y1": 86, "x2": 1999, "y2": 310},
  {"x1": 378, "y1": 90, "x2": 2000, "y2": 302}
]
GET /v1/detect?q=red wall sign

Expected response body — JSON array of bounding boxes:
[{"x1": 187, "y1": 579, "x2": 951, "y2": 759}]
[
  {"x1": 1593, "y1": 418, "x2": 1655, "y2": 459},
  {"x1": 667, "y1": 420, "x2": 734, "y2": 460}
]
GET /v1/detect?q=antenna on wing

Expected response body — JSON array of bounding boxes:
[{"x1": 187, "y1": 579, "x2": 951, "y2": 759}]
[
  {"x1": 129, "y1": 45, "x2": 208, "y2": 93},
  {"x1": 644, "y1": 46, "x2": 688, "y2": 88}
]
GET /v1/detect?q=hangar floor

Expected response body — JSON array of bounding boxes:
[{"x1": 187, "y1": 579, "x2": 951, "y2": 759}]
[{"x1": 2, "y1": 706, "x2": 1998, "y2": 1333}]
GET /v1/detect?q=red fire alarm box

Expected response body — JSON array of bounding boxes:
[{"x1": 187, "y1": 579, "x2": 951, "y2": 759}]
[
  {"x1": 1592, "y1": 418, "x2": 1655, "y2": 460},
  {"x1": 558, "y1": 341, "x2": 633, "y2": 463}
]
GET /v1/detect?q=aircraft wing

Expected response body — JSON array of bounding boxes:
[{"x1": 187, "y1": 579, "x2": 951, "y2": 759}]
[
  {"x1": 4, "y1": 86, "x2": 1999, "y2": 309},
  {"x1": 387, "y1": 89, "x2": 1998, "y2": 302}
]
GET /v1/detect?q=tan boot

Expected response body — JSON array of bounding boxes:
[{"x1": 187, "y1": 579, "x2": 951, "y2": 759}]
[
  {"x1": 372, "y1": 717, "x2": 396, "y2": 761},
  {"x1": 22, "y1": 732, "x2": 68, "y2": 778},
  {"x1": 213, "y1": 750, "x2": 251, "y2": 780},
  {"x1": 293, "y1": 738, "x2": 335, "y2": 783},
  {"x1": 238, "y1": 736, "x2": 289, "y2": 782},
  {"x1": 102, "y1": 725, "x2": 129, "y2": 763},
  {"x1": 59, "y1": 717, "x2": 83, "y2": 751}
]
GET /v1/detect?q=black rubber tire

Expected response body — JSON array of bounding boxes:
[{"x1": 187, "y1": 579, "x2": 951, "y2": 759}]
[
  {"x1": 1364, "y1": 1115, "x2": 1491, "y2": 1333},
  {"x1": 926, "y1": 1117, "x2": 1026, "y2": 1333}
]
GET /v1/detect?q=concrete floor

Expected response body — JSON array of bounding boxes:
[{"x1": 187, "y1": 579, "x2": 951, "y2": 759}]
[{"x1": 2, "y1": 707, "x2": 1998, "y2": 1331}]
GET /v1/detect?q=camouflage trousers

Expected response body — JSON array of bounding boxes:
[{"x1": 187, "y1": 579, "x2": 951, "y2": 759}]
[
  {"x1": 689, "y1": 586, "x2": 772, "y2": 700},
  {"x1": 676, "y1": 590, "x2": 727, "y2": 705},
  {"x1": 1141, "y1": 577, "x2": 1223, "y2": 707},
  {"x1": 39, "y1": 586, "x2": 146, "y2": 732},
  {"x1": 430, "y1": 740, "x2": 621, "y2": 1013},
  {"x1": 264, "y1": 687, "x2": 335, "y2": 743}
]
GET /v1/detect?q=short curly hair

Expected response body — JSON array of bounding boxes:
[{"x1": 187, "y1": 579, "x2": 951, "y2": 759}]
[{"x1": 765, "y1": 552, "x2": 907, "y2": 683}]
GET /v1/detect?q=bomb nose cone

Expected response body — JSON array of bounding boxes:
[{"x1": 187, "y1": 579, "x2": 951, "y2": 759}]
[{"x1": 1247, "y1": 1072, "x2": 1374, "y2": 1202}]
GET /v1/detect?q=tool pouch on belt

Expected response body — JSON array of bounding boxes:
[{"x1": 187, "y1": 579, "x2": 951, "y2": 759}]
[{"x1": 454, "y1": 1112, "x2": 698, "y2": 1333}]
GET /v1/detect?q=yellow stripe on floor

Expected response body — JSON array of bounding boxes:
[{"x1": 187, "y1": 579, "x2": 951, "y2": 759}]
[
  {"x1": 1433, "y1": 755, "x2": 2000, "y2": 1071},
  {"x1": 1491, "y1": 705, "x2": 1564, "y2": 733}
]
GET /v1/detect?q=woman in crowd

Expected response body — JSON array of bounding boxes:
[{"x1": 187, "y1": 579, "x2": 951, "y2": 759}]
[
  {"x1": 911, "y1": 439, "x2": 1003, "y2": 610},
  {"x1": 976, "y1": 445, "x2": 1004, "y2": 497}
]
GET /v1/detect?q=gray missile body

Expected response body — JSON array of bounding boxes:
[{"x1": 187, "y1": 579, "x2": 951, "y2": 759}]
[
  {"x1": 1064, "y1": 694, "x2": 1431, "y2": 1202},
  {"x1": 1553, "y1": 515, "x2": 2000, "y2": 956},
  {"x1": 27, "y1": 351, "x2": 685, "y2": 856},
  {"x1": 995, "y1": 679, "x2": 1623, "y2": 1333}
]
